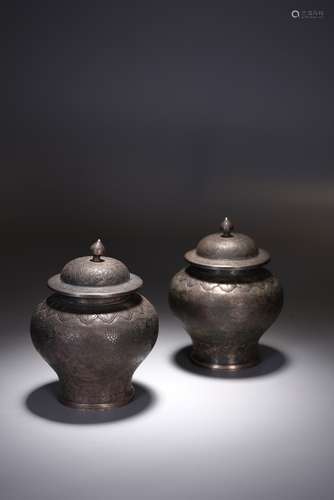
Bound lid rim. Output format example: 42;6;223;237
48;273;143;298
184;248;270;270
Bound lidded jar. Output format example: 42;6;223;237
169;218;283;370
31;239;159;409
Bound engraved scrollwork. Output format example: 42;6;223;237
37;298;150;330
96;313;119;325
176;272;196;288
104;327;118;343
175;271;278;296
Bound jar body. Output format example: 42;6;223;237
169;266;283;370
31;293;158;409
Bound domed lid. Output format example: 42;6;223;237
48;239;142;298
185;218;270;270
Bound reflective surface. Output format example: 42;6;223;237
31;293;158;409
1;312;334;500
169;266;283;369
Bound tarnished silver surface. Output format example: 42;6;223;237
185;217;270;269
169;218;283;370
31;239;158;409
61;256;130;286
185;246;270;270
48;273;143;298
48;238;142;298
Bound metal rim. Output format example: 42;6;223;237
184;247;270;270
190;352;260;371
48;273;143;298
58;386;135;410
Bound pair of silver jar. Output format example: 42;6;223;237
31;218;283;410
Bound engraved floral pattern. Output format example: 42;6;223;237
34;298;150;329
173;270;278;295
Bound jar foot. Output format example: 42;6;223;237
190;340;260;371
58;384;135;411
190;352;259;371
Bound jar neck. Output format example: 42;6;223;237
186;265;270;283
47;292;140;313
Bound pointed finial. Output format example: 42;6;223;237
90;238;106;262
221;217;234;237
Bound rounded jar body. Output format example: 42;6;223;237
31;293;158;409
169;266;283;370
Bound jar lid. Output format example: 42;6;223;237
185;218;270;270
48;239;143;298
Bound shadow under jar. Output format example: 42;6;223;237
31;239;159;410
169;218;283;371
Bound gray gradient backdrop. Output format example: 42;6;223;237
2;2;334;500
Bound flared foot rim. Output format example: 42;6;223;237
58;386;135;411
190;353;259;371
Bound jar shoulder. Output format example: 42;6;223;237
170;267;282;296
31;293;158;328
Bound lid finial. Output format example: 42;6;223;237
221;217;233;237
90;238;106;262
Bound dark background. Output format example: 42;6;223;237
3;1;333;304
1;2;334;500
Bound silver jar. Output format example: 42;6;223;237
31;239;159;409
169;218;283;371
